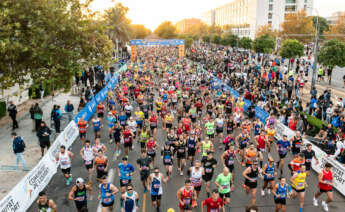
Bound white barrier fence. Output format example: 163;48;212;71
275;121;345;196
0;121;79;212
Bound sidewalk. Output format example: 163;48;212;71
0;92;80;200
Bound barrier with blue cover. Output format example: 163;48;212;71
74;64;127;122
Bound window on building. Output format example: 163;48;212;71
269;4;273;11
285;5;296;12
285;0;296;3
268;20;272;25
304;0;308;3
304;4;307;10
269;0;273;2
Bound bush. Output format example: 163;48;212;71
0;101;6;118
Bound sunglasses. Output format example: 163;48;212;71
127;188;133;191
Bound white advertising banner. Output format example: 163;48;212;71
0;121;79;212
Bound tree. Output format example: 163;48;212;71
239;37;252;49
256;24;278;38
0;0;113;91
154;21;176;39
131;24;151;38
325;15;345;41
184;37;193;49
202;35;210;43
279;39;304;70
281;10;315;43
104;3;132;45
312;16;329;35
221;34;238;47
211;34;221;44
318;39;345;85
253;34;275;54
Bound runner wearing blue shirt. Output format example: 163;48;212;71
272;177;292;212
118;157;135;193
118;111;128;127
276;135;291;176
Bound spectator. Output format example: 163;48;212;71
51;105;62;133
37;121;52;157
12;132;29;171
64;100;74;122
78;97;86;112
29;104;36;132
33;103;43;131
7;101;18;130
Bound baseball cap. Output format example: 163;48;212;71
76;178;84;185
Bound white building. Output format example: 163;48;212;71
201;0;314;39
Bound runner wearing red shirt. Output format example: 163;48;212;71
176;179;197;212
201;189;225;212
182;115;191;133
313;163;333;211
122;126;134;157
133;86;140;98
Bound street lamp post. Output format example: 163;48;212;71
308;7;320;94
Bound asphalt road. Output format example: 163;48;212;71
28;85;345;212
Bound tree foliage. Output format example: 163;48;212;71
103;3;132;44
221;34;238;47
256;24;278;38
202;35;210;43
210;34;222;44
279;39;304;59
253;34;275;53
154;21;176;39
239;37;252;49
312;16;329;35
184;37;194;49
131;24;151;39
325;15;345;41
319;39;345;69
281;10;315;43
0;0;114;90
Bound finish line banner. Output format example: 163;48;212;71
130;39;184;46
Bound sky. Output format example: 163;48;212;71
90;0;345;30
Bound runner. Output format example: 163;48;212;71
92;137;107;154
261;156;276;196
121;184;140;212
118;111;128;128
221;145;240;180
139;125;150;150
236;129;250;166
176;179;197;212
290;164;307;212
161;142;174;181
148;167;166;212
97;102;105;119
289;153;305;175
272;177;292;212
188;160;204;200
242;160;259;206
118;157;135;193
215;167;233;206
94;149;108;182
122;125;134;157
136;150;152;192
112;122;122;157
80;140;94;185
202;151;218;197
147;136;157;164
302;143;318;175
91;116;102;139
313;163;333;211
276;135;291;176
266;124;276;153
176;134;187;176
291;131;303;156
77;117;88;145
187;130;199;166
200;137;214;161
98;175;119;212
244;143;259;167
56;145;74;185
255;130;267;168
205;119;215;141
106;111;116;143
201;189;225;212
68;178;93;212
37;191;57;212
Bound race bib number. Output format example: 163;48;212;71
228;160;234;165
164;158;171;163
205;168;212;173
85;160;92;165
179;148;185;153
103;197;112;203
75;196;85;201
222;183;230;189
122;179;128;184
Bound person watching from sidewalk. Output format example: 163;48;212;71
7;101;18;130
12;132;29;171
51;105;62;134
33;103;43;131
65;100;74;122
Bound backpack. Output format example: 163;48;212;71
15;137;25;153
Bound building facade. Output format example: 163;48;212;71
176;18;201;34
326;11;345;25
201;0;314;39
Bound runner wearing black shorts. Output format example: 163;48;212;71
201;152;217;197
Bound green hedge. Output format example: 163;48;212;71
0;101;6;118
300;112;337;136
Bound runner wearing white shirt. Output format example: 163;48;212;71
56;145;74;185
127;117;138;139
80;140;95;185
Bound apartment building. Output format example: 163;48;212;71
201;0;314;39
176;18;201;34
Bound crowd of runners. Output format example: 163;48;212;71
36;43;337;212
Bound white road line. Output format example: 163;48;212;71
96;168;115;212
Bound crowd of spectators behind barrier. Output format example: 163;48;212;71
187;42;345;165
